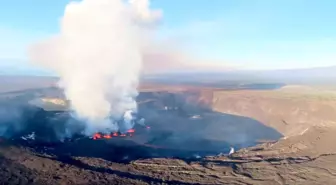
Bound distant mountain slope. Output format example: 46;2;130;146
250;66;336;83
0;59;55;76
0;75;57;93
144;66;336;85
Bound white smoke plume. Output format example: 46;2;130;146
29;0;161;135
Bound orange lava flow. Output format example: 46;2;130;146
93;133;102;140
92;129;136;140
103;135;112;139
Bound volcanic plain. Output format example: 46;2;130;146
1;79;336;185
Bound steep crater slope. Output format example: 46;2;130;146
211;87;336;137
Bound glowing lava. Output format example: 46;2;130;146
92;129;136;140
91;125;150;140
103;135;112;139
93;133;102;140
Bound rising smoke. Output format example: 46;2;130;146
29;0;161;135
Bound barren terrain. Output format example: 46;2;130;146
1;78;336;185
1;126;336;185
212;85;336;137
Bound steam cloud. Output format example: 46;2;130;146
29;0;161;135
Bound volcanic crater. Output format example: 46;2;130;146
2;85;336;184
0;88;282;164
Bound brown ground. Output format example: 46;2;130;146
1;83;336;185
212;85;336;137
1;126;336;185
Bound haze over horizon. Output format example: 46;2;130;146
0;0;336;75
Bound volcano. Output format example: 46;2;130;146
1;77;336;184
1;90;283;164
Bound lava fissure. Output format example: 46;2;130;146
92;129;136;140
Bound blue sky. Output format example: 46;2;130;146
0;0;336;74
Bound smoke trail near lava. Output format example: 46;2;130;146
29;0;161;135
